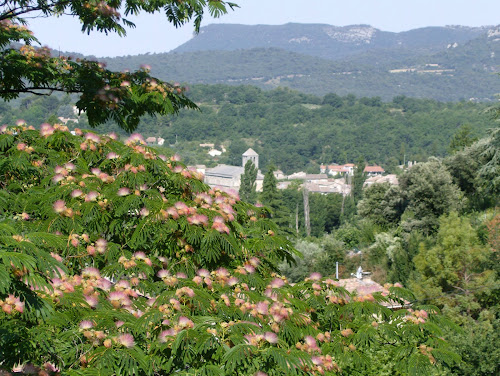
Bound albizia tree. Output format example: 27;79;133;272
0;0;239;132
0;123;460;375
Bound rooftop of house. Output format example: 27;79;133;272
205;164;244;178
364;165;385;173
306;174;329;180
364;174;399;186
205;164;264;179
306;183;343;194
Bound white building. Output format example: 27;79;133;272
204;149;263;191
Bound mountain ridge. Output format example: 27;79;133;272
173;23;495;60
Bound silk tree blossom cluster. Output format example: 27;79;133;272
77;318;136;349
0;295;24;314
404;308;430;324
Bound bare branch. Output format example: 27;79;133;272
0;1;71;22
0;87;82;96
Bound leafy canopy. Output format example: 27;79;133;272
0;0;237;131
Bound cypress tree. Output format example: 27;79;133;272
352;156;366;202
261;165;294;234
239;160;257;203
261;165;279;206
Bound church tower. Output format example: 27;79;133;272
242;148;259;169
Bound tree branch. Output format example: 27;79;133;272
0;86;82;96
0;1;70;22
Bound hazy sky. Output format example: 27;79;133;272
27;0;500;57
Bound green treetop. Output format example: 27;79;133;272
410;212;497;319
261;165;279;206
352;157;366;202
261;165;292;233
239;160;257;203
448;125;478;154
398;158;463;234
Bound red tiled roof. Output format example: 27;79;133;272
364;165;385;173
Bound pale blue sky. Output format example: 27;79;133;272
28;0;500;57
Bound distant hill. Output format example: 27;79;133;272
104;24;500;101
173;23;491;61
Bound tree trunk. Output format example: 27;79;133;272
303;186;310;237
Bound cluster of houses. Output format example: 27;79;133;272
191;150;398;196
319;163;385;177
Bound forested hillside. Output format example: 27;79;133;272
2;85;497;173
101;24;500;100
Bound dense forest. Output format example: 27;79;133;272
2;85;496;173
103;44;500;101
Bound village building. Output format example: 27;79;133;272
144;137;166;147
305;179;351;196
274;169;287;180
287;171;307;180
277;181;293;190
207;148;223;157
57;116;79;124
199;143;215;148
321;164;356;177
188;164;206;176
204;149;264;191
328;165;349;176
282;173;351;196
364;165;385;176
